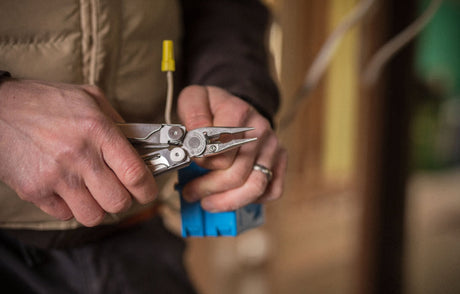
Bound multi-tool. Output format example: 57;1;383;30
118;123;256;176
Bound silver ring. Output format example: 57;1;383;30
253;163;273;182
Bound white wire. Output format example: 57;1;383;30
162;70;180;213
279;0;376;129
362;0;443;86
304;0;376;92
164;71;174;124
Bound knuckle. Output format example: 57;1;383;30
214;199;239;212
80;116;117;148
55;211;74;221
52;122;106;165
179;85;204;100
225;99;252;125
272;187;284;200
185;111;211;128
251;178;268;197
223;203;238;212
80;210;106;227
280;148;288;164
135;184;158;204
42;198;74;220
255;117;272;135
224;171;246;188
82;84;104;98
205;155;233;170
266;186;284;202
63;173;85;190
54;141;94;171
41;163;62;182
18;176;56;201
122;161;149;188
105;195;132;213
81;114;110;136
136;194;155;205
267;135;281;152
55;143;81;163
17;182;42;200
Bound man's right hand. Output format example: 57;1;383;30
0;79;158;227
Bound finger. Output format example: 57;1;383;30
82;156;132;214
200;169;270;212
182;134;260;202
177;85;213;129
208;88;253;127
55;180;106;227
193;149;238;171
256;147;288;203
200;145;286;212
181;114;273;201
34;194;74;221
186;113;274;195
202;87;254;169
100;128;158;205
194;133;279;208
178;85;239;170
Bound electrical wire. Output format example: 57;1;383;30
164;71;174;124
362;0;443;86
278;0;441;130
279;0;376;130
160;40;179;213
302;0;376;94
160;71;180;213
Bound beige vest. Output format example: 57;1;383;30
0;0;182;229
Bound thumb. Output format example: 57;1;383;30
177;85;213;129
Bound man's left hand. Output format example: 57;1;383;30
177;85;287;212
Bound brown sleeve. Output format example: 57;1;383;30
179;0;280;123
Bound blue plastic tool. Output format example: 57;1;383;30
176;163;264;237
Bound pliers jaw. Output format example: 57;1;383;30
203;137;257;157
183;127;256;158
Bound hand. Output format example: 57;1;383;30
177;85;287;212
0;79;158;226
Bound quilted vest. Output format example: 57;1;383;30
0;0;182;229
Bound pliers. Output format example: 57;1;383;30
117;123;256;176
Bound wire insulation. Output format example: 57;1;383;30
279;0;376;129
164;71;174;124
362;0;443;86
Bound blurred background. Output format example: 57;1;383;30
170;0;460;293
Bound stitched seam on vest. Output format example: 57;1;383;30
89;0;99;85
79;0;89;84
0;35;76;46
107;4;123;109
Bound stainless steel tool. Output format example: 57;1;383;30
118;123;256;175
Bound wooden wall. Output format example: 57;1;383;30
182;1;397;293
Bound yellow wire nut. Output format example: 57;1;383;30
161;40;175;72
